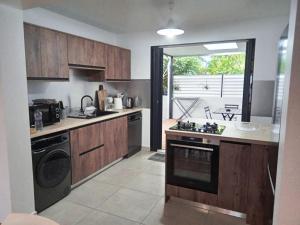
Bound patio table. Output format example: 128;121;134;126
213;108;242;121
172;97;200;120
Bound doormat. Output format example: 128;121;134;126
148;152;165;163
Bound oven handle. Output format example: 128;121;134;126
170;143;214;152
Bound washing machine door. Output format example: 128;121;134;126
36;149;71;188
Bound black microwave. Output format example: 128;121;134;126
29;103;60;127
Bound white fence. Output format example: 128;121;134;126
173;75;244;98
163;75;244;121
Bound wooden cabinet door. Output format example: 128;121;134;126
68;35;106;68
93;41;106;67
24;23;42;78
218;141;251;213
105;45;130;80
247;144;274;225
68;35;94;66
120;48;131;80
104;116;128;164
40;28;68;79
70;123;104;184
105;45;115;79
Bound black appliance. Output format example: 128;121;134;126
29;101;60;127
127;112;142;157
167;137;219;194
170;121;225;135
31;132;71;212
126;97;134;108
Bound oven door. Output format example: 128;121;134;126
167;140;219;194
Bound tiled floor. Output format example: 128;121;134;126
40;148;247;225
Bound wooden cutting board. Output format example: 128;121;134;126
98;89;107;111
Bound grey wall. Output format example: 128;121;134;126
251;80;275;117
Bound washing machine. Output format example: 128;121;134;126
31;132;71;212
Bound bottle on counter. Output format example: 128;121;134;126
34;109;43;131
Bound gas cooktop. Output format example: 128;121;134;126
170;121;226;135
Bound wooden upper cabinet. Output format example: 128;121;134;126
24;23;42;78
105;45;131;80
218;141;251;213
67;35;106;68
40;28;68;79
120;48;131;80
24;23;69;79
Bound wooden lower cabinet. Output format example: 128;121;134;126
70;116;128;184
70;123;104;184
218;141;251;213
104;116;128;163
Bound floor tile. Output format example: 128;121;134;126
143;198;209;225
124;173;165;196
39;200;92;225
65;179;120;208
76;209;140;225
97;188;161;222
93;166;140;186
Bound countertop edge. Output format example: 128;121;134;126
165;130;278;146
30;108;143;139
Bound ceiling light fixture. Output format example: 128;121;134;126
204;42;238;51
157;0;184;37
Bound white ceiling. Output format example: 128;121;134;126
1;0;290;33
164;41;247;57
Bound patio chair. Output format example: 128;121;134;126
204;106;212;119
225;104;239;109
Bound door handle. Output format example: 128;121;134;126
170;143;213;152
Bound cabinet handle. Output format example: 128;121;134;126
267;163;275;196
170;143;213;152
79;144;104;156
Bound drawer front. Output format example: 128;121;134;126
75;123;104;154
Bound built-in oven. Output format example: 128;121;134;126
166;137;219;194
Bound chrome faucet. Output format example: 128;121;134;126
80;95;93;113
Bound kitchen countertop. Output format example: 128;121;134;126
165;118;279;145
30;108;143;139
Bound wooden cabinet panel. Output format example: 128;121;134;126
246;144;274;225
76;123;104;154
40;28;68;79
93;41;106;67
24;23;42;78
68;35;94;66
105;45;115;79
24;23;68;79
120;48;131;80
218;142;251;213
104;116;128;164
68;35;106;67
78;146;105;181
105;45;131;80
166;185;218;206
70;123;104;184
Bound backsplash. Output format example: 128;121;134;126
27;69;150;108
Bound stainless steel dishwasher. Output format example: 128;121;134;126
127;112;142;157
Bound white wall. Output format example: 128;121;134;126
273;0;300;224
118;16;288;81
23;8;118;45
0;4;35;220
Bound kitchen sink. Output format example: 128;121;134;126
68;110;118;119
